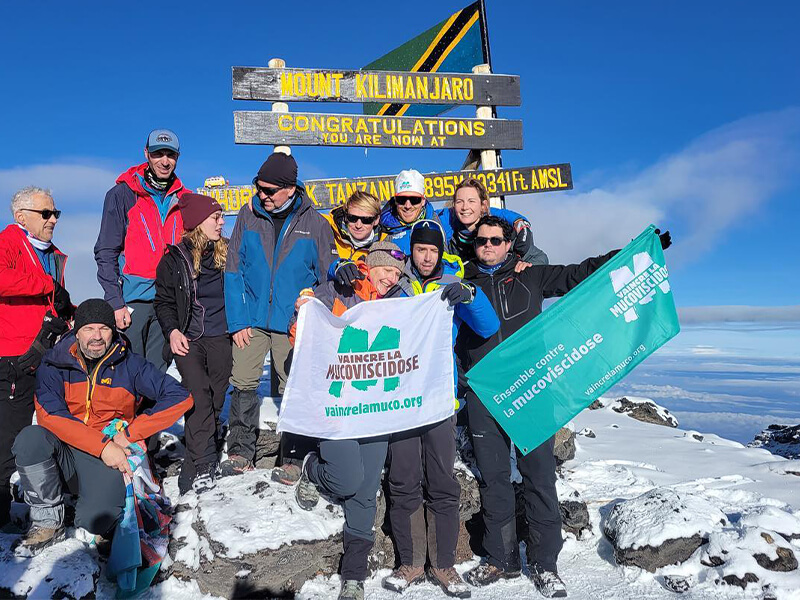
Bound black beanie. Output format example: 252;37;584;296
73;299;116;333
410;219;445;261
256;152;298;187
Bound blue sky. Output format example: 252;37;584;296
0;0;798;310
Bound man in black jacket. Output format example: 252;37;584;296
459;215;671;597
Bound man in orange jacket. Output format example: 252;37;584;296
0;186;72;529
11;299;192;554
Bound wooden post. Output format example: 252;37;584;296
472;63;503;208
268;58;291;156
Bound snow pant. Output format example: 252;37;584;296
0;356;36;527
174;335;232;469
466;389;562;572
126;301;167;372
228;329;292;462
12;425;125;535
307;436;389;581
387;415;461;569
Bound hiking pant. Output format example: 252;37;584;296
126;301;168;372
229;329;292;392
12;425;125;535
387;415;460;569
307;437;389;581
466;390;562;572
0;357;36;526
174;335;232;467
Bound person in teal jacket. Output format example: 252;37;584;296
222;153;336;477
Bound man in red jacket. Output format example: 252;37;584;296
94;129;188;371
0;186;73;529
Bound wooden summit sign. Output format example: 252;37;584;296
234;111;523;149
232;67;521;107
199;164;572;213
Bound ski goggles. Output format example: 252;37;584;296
370;248;406;261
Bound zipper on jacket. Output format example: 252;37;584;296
139;214;156;252
489;272;504;344
80;344;118;423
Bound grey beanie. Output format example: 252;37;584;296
365;240;405;271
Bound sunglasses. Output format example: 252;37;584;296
392;196;424;206
371;248;406;261
22;208;61;220
474;236;506;247
345;213;378;225
252;178;286;197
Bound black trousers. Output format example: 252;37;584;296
466;390;562;572
174;335;232;466
0;357;36;525
387;415;461;569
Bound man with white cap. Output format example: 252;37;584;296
379;169;442;256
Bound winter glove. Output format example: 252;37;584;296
52;280;75;321
334;259;364;287
440;281;476;306
16;311;69;374
511;220;533;257
655;228;672;250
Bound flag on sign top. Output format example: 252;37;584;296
363;1;487;118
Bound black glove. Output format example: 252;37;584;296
16;311;69;374
655;228;672;250
512;221;533;257
52;280;75;321
334;260;364;287
440;281;475;306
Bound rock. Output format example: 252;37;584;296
748;424;800;459
611;397;678;428
560;499;591;538
588;399;604;410
720;572;759;589
603;488;726;572
553;427;576;465
254;427;282;469
662;574;693;593
740;506;800;541
754;546;798;572
578;428;596;438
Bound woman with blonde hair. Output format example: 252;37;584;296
438;178;549;265
155;193;231;494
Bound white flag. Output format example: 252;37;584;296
278;292;455;439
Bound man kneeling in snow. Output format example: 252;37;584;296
11;299;192;554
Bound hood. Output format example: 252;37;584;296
117;163;185;199
44;330;131;371
380;201;436;234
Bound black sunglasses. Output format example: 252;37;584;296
345;213;378;225
474;236;506;247
22;208;61;220
371;248;406;261
252;178;286;197
392;195;424;206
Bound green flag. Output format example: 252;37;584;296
362;1;486;117
466;226;680;455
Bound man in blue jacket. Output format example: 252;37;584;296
221;153;336;477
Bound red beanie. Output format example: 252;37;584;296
178;193;222;230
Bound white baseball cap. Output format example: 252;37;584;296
394;169;425;196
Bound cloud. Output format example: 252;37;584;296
0;160;120;216
509;107;800;265
55;212;104;303
679;305;800;325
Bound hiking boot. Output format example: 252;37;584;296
192;462;218;494
271;462;301;485
428;567;471;598
220;455;253;478
16;524;66;556
528;564;567;598
382;564;426;592
338;579;364;600
463;562;520;587
294;454;319;511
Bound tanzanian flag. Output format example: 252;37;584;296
363;1;487;117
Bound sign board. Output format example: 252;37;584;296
198;164;572;213
234;111;523;149
232;68;520;107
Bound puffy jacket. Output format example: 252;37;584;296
458;251;618;371
0;224;67;356
437;206;549;265
94;163;188;310
35;332;193;457
323;206;388;262
380;202;442;255
225;186;337;334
